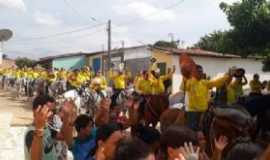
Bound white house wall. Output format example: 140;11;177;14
172;55;270;94
123;47;151;60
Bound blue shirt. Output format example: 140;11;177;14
71;128;97;160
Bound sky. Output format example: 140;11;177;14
0;0;238;59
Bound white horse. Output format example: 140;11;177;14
62;89;82;114
169;91;185;110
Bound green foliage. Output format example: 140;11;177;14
15;57;36;69
195;0;270;71
154;40;178;49
262;57;270;72
194;30;238;54
220;0;270;55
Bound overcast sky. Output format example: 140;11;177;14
0;0;238;59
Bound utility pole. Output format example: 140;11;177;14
107;20;111;71
168;33;174;43
121;40;125;49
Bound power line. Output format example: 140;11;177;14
8;27;106;50
63;0;99;23
13;22;106;42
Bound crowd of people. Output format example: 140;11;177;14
0;57;270;160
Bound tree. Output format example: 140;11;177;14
194;30;238;54
194;0;270;71
154;40;178;49
15;57;36;68
219;0;270;56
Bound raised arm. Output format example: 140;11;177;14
31;105;52;160
61;101;76;147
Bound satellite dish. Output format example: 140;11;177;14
0;29;13;42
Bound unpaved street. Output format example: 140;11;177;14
0;89;33;126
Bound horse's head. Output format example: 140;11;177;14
209;105;255;156
160;108;185;133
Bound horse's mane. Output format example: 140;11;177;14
213;105;253;127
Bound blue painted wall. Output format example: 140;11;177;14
52;55;86;70
93;58;101;73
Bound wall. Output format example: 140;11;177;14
152;50;173;70
122;47;151;77
52;55;86;70
123;46;151;61
125;58;151;77
172;55;270;94
88;54;104;72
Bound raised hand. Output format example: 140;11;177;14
96;147;106;160
214;136;228;152
34;105;52;130
62;100;76;117
179;142;200;160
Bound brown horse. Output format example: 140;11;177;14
203;105;255;157
127;94;169;127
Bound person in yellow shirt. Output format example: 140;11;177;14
183;65;233;131
67;69;83;90
90;70;107;97
249;74;263;96
109;69;130;107
149;66;175;95
135;71;152;95
227;69;247;105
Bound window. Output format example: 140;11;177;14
157;62;166;75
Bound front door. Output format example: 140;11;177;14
93;58;101;73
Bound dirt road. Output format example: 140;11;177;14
0;89;32;126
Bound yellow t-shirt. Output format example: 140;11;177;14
150;74;172;95
185;75;229;112
135;79;152;95
249;80;262;94
109;70;127;90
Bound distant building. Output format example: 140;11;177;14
0;58;16;69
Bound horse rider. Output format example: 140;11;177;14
57;68;68;92
90;70;108;97
182;65;234;132
249;73;263;96
109;66;131;107
66;69;83;91
149;66;175;96
135;70;152;96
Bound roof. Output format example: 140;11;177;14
152;47;264;60
39;45;150;61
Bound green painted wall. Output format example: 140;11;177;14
52;55;86;70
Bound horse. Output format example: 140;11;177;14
79;87;106;117
48;80;66;97
129;93;169;127
202;105;255;157
238;94;270;140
